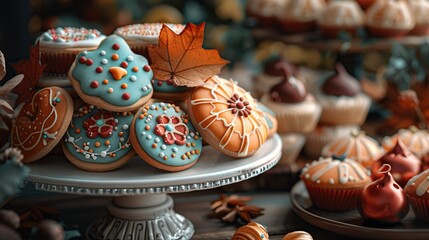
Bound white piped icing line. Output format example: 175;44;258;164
302;157;369;185
190;76;268;157
13;89;60;151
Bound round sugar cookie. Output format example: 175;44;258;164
188;76;270;158
131;102;202;172
68;35;153;112
62;105;135;172
11;87;73;163
151;79;191;101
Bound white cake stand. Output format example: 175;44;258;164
27;134;282;240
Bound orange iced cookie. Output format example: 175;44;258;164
11;87;73;163
188;76;269;158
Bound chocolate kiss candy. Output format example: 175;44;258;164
358;164;409;225
322;63;360;97
269;62;306;103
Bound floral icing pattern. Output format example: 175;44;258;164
64;105;134;163
154;115;188;145
190;76;269;157
83;113;118;139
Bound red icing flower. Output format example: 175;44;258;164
83;113;118;138
154;115;188;145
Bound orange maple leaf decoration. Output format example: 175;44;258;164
148;22;229;87
11;43;46;105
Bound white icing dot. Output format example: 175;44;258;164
114;126;118;130
187;136;191;139
150;105;155;110
147;84;152;89
85;154;90;159
159;152;165;158
163;110;167;114
84;146;89;150
141;131;146;136
100;50;106;56
142;86;148;91
161;145;166;150
147;135;152;140
329;178;334;184
114;119;119;123
120;137;125;142
160;102;165;107
100;151;107;157
130;75;137;82
108;88;113;94
101;59;108;65
316;180;321;184
127;56;134;61
305;173;310;179
155;138;160;143
122;124;129;130
412;182;416;186
82;51;88;55
68;137;74;142
190;132;195;137
89;105;94;109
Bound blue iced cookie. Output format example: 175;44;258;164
69;35;153;112
63;105;135;172
131;102;202;171
151;78;191;101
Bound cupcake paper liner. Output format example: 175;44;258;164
41;51;77;75
277;108;321;134
319;99;370;125
305;183;363;211
408;195;429;222
278;133;306;168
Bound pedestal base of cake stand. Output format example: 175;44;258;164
87;194;193;240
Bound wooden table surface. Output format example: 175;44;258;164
10;184;366;240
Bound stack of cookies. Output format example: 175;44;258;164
10;23;276;172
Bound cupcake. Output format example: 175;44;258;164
405;168;429;222
301;156;372;211
321;130;383;169
276;0;326;33
366;0;415;38
37;27;105;76
260;63;321;134
114;23;185;56
409;0;429;35
317;0;366;38
304;124;360;159
372;140;421;187
317;63;371;125
382;126;429;158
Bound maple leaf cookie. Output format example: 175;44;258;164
68;35;153;112
188;76;270;158
11;87;73;163
62;105;135;172
131;102;202;172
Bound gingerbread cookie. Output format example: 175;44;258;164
63;105;135;172
188;76;270;158
11;87;73;163
131;102;202;172
68;35;153;112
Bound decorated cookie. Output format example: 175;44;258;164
256;102;278;139
11;87;73;163
63;105;135;172
69;35;153;112
131;102;202;172
151;78;191;101
188;76;270;158
38;27;105;75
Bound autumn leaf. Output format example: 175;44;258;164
148;22;229;87
11;43;46;105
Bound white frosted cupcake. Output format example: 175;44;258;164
316;63;371;125
114;23;185;56
260;63;321;134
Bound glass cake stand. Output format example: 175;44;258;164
27;134;282;240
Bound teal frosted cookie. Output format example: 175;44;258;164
69;35;153;112
151;79;191;101
62;105;135;172
131;102;202;172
